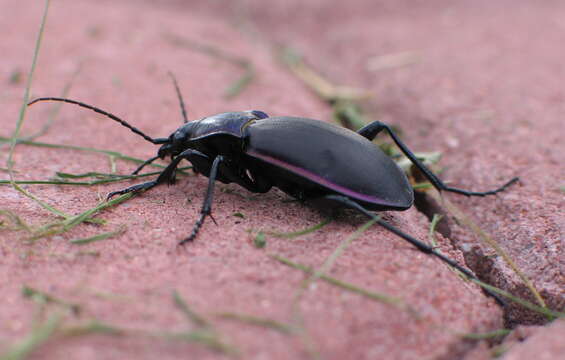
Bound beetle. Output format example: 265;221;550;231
28;80;518;303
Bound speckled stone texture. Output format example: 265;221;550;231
500;320;565;360
1;1;562;359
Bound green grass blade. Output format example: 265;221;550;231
69;225;126;245
469;278;564;320
2;0;77;225
22;286;80;314
216;312;295;334
266;218;331;239
62;193;134;231
172;290;210;329
6;0;50;175
0;313;63;360
31;193;134;240
460;329;511;340
0;136;168;169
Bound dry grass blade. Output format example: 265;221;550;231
279;47;370;102
0;209;33;232
164;33;255;99
367;51;420;72
270;254;418;317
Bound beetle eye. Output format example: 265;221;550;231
158;144;171;159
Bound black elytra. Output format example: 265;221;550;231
28;79;518;305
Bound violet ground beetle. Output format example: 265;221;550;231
28;77;518;304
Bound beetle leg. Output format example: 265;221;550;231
249;176;272;193
191;157;272;193
219;166;272;193
358;121;518;196
178;155;224;245
356;121;387;140
107;149;209;200
316;194;506;306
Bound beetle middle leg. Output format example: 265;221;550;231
317;194;505;305
357;121;519;196
178;155;224;246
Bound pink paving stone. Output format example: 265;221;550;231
0;1;562;359
500;320;565;360
235;0;564;326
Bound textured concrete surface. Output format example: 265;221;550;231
1;1;563;359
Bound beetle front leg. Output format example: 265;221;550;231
178;155;224;245
358;121;518;196
107;149;209;200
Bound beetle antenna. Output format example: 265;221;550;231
167;72;189;123
27;97;168;144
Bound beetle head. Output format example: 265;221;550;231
156;125;192;159
157;110;269;159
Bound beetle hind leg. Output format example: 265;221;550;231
318;194;505;305
357;120;519;196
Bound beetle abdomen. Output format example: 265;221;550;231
245;117;413;210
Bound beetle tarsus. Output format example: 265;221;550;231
441;176;519;197
178;215;206;246
179;156;223;244
106;180;159;200
167;171;177;185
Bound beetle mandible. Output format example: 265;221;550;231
28;78;518;303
